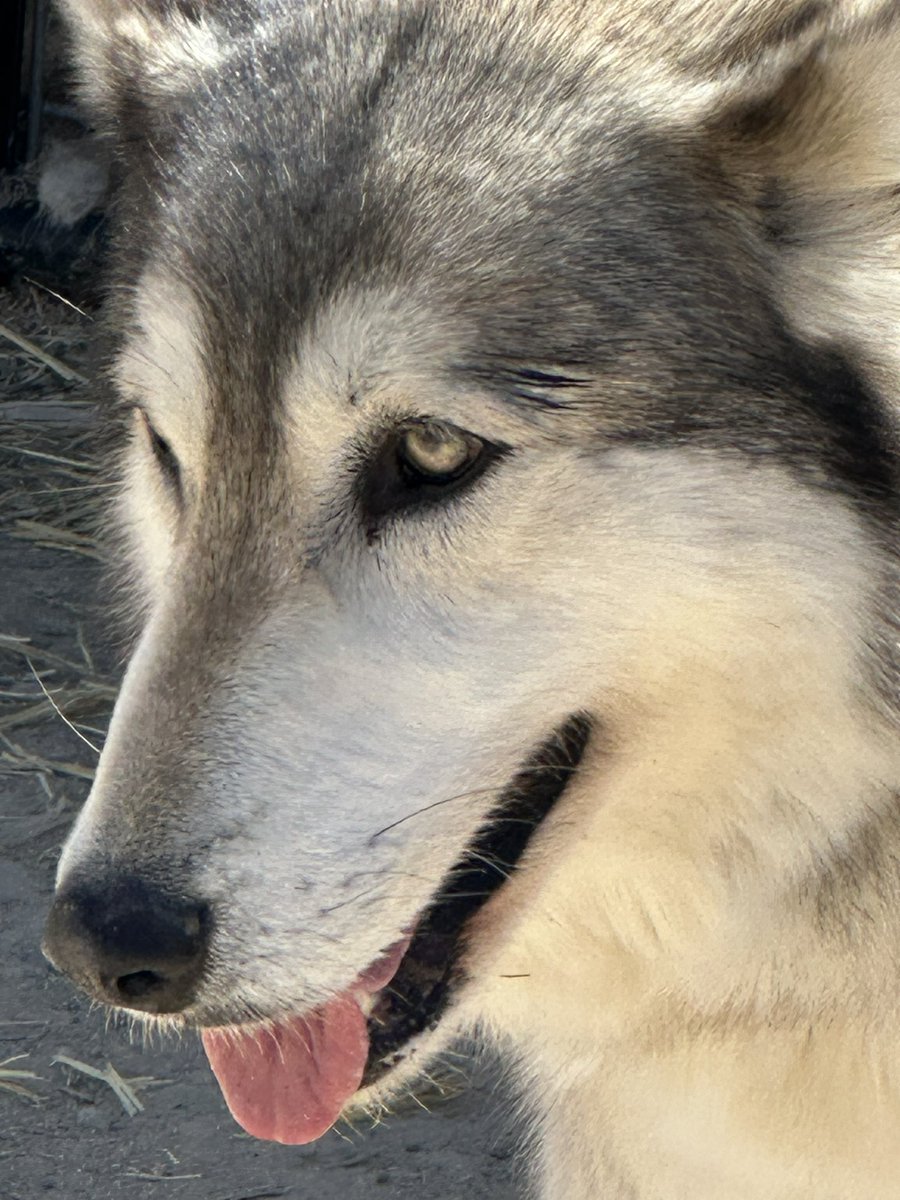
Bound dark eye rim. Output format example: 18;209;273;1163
135;407;182;495
358;417;511;529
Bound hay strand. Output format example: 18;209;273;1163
52;1054;145;1117
0;322;89;385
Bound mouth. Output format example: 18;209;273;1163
201;713;591;1144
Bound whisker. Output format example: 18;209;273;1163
368;785;504;842
368;759;587;842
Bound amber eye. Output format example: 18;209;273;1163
359;417;508;529
398;420;481;482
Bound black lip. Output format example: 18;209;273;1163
361;712;592;1087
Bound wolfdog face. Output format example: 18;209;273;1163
45;0;899;1149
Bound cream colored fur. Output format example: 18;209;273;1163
52;3;900;1197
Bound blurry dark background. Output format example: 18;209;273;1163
3;0;46;171
0;0;106;292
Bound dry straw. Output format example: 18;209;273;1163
1;284;111;781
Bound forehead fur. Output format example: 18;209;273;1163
93;2;883;369
61;0;899;104
120;27;758;389
87;1;897;521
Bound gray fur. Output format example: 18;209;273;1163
46;3;900;1196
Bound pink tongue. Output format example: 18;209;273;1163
200;939;410;1145
202;997;367;1144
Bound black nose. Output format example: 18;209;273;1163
43;877;210;1014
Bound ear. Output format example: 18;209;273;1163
57;0;229;116
636;0;900;117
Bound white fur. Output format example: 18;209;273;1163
59;281;900;1197
58;0;229;107
53;3;900;1196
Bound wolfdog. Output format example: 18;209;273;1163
43;1;900;1196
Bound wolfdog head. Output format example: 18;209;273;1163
44;0;899;1147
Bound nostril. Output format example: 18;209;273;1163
44;877;212;1014
115;970;168;1001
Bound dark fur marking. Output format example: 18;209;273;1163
461;365;592;412
757;177;794;246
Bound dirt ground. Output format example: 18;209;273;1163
0;285;521;1199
